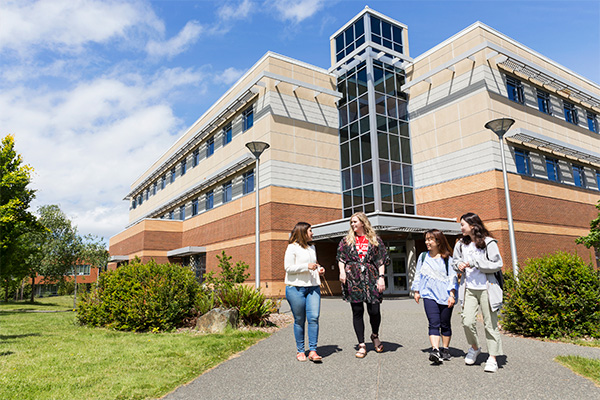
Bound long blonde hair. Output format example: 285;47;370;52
344;212;379;246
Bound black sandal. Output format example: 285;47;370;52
371;333;383;353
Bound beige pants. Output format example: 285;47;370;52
462;288;503;356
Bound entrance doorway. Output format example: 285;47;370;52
384;242;409;295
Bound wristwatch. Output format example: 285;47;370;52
378;274;385;278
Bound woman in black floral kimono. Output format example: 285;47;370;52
337;212;390;358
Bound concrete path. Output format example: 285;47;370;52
163;298;600;400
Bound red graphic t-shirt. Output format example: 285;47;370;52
355;235;369;261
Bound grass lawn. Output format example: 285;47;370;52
0;296;269;400
556;355;600;386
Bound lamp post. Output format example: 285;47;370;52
245;141;270;289
484;118;519;281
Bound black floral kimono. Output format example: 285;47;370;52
337;237;390;304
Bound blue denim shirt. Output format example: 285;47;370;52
411;252;458;305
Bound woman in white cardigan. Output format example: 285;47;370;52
284;222;325;362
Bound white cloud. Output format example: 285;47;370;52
0;0;161;55
266;0;326;24
217;0;254;21
214;67;247;86
145;20;204;59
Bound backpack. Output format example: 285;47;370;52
419;252;449;275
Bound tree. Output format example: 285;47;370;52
36;205;107;307
576;199;600;253
0;135;41;300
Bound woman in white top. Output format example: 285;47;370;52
284;222;325;362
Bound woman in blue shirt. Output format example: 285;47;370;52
411;229;458;364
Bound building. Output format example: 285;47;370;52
108;7;600;297
33;264;99;296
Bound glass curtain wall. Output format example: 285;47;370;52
335;13;414;218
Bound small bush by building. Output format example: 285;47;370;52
501;252;600;339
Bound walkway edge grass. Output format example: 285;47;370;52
555;355;600;387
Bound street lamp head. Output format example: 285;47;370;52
245;141;270;158
485;118;515;139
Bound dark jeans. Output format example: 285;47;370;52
351;302;381;344
423;298;453;337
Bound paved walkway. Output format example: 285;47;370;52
164;297;600;400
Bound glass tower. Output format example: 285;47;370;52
331;9;414;218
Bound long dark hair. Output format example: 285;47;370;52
289;222;312;249
425;229;452;260
460;212;492;249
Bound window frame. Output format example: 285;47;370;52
180;159;187;176
205;190;214;210
573;164;586;188
222;181;233;203
206;136;214;158
545;157;560;182
243;170;255;194
223;122;232;145
536;89;551;115
563;101;578;125
179;205;185;220
506;76;524;104
170;167;176;183
587;112;599;133
193;149;200;167
192;198;199;216
514;148;531;175
242;107;254;132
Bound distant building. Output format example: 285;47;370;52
108;7;600;297
33;264;99;296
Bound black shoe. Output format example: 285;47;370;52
440;347;451;361
429;348;442;364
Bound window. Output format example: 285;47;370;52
179;205;185;220
181;159;187;176
161;175;166;189
369;15;403;53
335;17;366;62
206;136;214;157
76;265;91;276
169;210;174;220
223;123;232;145
138;194;143;205
193;149;200;167
573;164;585;187
205;190;214;210
537;89;551;114
588;112;599;133
243;107;254;131
222;181;232;203
564;101;578;125
192;198;199;216
144;190;149;201
132;199;137;209
152;182;157;195
596;171;600;190
170;167;176;183
546;157;560;182
243;170;254;194
506;76;524;104
514;149;531;175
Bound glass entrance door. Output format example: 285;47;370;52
384;242;408;295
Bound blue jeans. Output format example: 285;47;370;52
286;285;321;352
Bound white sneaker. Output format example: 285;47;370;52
464;347;481;365
484;358;498;373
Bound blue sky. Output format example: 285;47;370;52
1;0;598;244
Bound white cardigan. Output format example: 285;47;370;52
284;243;321;287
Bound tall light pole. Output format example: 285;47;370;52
245;141;270;289
485;118;519;281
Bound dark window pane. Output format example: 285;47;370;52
342;169;351;191
357;68;368;95
339;104;348;126
352;164;362;187
375;93;386;115
343;191;352;210
355;35;365;48
374;67;384;93
392;26;402;43
360;134;371;162
358;94;369;118
370;15;380;35
350;121;359;138
337;80;347;106
353;187;362;206
401;137;411;163
363;183;374;202
386;96;397;118
394;43;403;53
392;184;404;202
403;164;413;187
364;203;375;213
350;137;360;165
393;203;405;214
381;21;392;39
381;183;392;202
336;51;344;62
380;160;391;183
383;39;392;49
378;132;389;159
405;205;415;215
340;126;349;142
336;34;344;54
359;115;370;134
344;208;352;218
362;161;373;184
397;99;408;120
382;202;393;212
347;77;357;101
372;35;381;45
377;115;387;131
404;187;414;204
388;118;398;134
344;26;353;46
391;161;402;184
348;100;358;123
355;17;365;37
389;135;401;162
399;121;409;137
341;142;350;168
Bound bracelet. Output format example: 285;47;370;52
378;274;385;278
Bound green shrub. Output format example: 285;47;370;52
217;284;278;326
501;252;600;338
77;260;200;332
